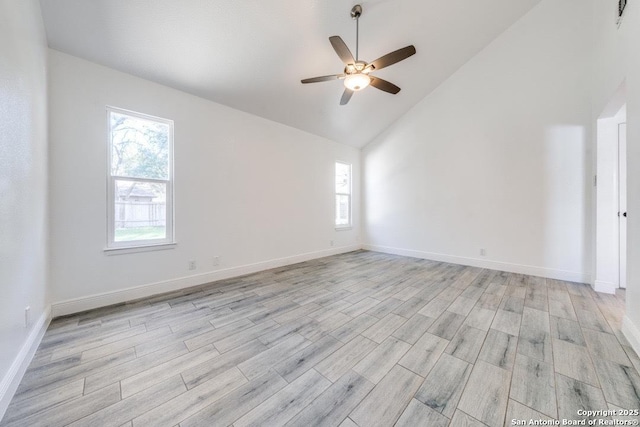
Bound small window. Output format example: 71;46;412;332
335;162;352;228
107;107;174;249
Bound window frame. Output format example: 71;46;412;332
105;106;175;251
335;161;352;229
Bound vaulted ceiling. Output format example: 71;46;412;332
40;0;541;147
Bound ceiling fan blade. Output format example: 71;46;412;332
330;36;355;65
370;45;416;71
301;74;344;84
340;89;354;105
370;76;401;94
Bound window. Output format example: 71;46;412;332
107;107;174;249
335;162;352;228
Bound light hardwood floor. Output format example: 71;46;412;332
2;251;639;427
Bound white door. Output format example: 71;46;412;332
619;122;627;289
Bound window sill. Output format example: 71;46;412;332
104;242;177;256
335;226;353;231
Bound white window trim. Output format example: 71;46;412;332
105;106;175;251
104;242;177;255
335;161;352;229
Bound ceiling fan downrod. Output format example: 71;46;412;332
351;5;362;61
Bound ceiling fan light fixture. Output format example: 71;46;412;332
300;4;416;104
344;73;371;91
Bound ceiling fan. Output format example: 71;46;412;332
301;4;416;105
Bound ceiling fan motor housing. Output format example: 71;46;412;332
345;62;371;74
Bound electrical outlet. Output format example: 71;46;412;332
188;260;197;271
24;306;30;328
212;256;220;267
330;240;334;247
480;248;486;256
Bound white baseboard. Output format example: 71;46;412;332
593;280;617;295
51;244;361;317
622;316;640;356
0;308;51;420
364;244;591;283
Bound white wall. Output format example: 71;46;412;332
48;50;360;314
590;1;640;351
362;0;592;282
595;105;626;293
0;0;49;416
625;4;640;352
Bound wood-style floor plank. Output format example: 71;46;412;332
414;353;472;418
285;371;374;427
392;313;436;345
69;376;186;427
457;360;511;427
349;365;423;427
398;332;448;377
551;316;586;346
180;339;266;389
552;338;599;386
360;313;407;344
462;306;495;331
83;341;189;394
132;367;247;427
274;335;343;382
120;344;219;398
3;383;121;427
509;354;557;418
449;410;487;427
180;370;288;427
0;378;84;425
237;333;311;380
428;311;465;340
506;399;554;425
555;373;608;421
593;359;640;409
517;307;552;363
353;336;411;384
3;251;638;427
445;324;486;364
491;309;521;337
583;329;631;366
330;313;379;344
233;369;331;427
395;399;449;427
314;335;378;382
478;329;517;371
